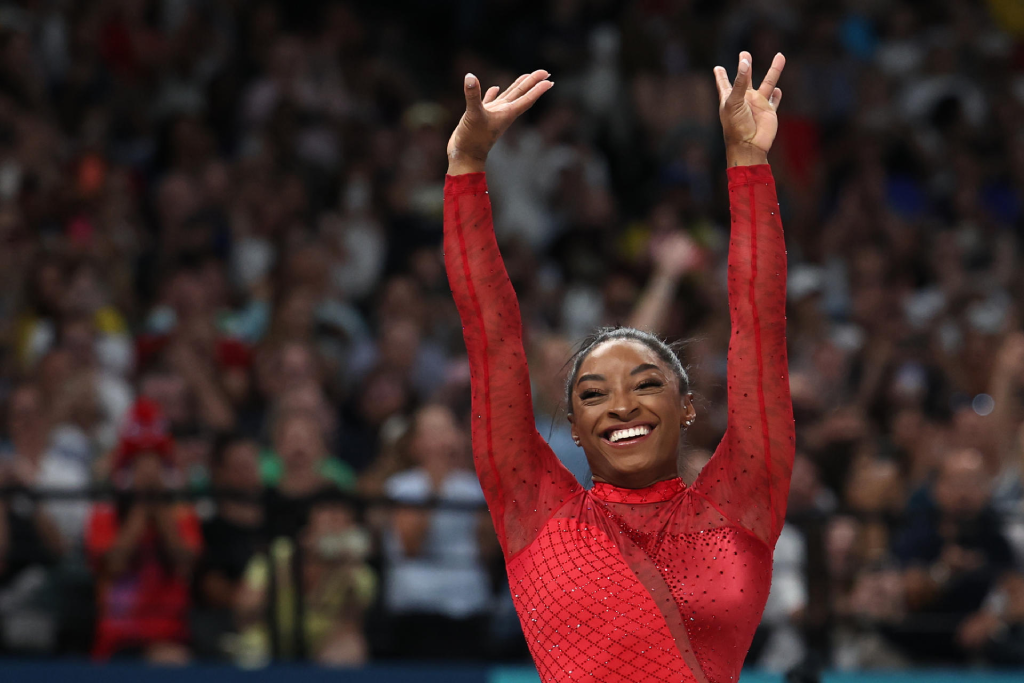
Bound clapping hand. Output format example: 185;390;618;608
713;52;786;167
447;70;554;175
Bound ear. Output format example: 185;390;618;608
680;392;696;427
567;413;578;441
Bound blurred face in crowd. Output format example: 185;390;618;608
64;264;103;315
276;289;316;341
570;340;693;488
378;276;423;323
279;342;318;389
275;411;325;477
409;404;463;473
787;453;821;513
141;371;191;426
60;317;97;369
8;385;47;448
130;451;167;492
216;439;263;493
33;261;65;314
358;370;409;426
278;383;336;442
378;317;421;372
165;269;209;321
845;458;902;514
934;448;990;518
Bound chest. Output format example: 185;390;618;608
505;504;774;683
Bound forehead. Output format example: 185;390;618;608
578;339;665;375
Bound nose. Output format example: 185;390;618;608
607;388;640;421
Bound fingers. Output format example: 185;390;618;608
713;66;731;104
495;73;531;103
769;87;783;110
757;52;786;100
483;86;500;104
499;69;550;104
463;73;484;116
725;51;751;110
508;78;554;117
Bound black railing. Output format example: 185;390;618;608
1;485;1022;666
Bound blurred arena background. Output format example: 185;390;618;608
1;0;1024;680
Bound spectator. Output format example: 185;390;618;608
0;387;68;653
890;448;1017;663
86;400;202;662
263;408;351;541
234;494;374;666
378;404;496;660
0;0;1021;669
191;435;265;660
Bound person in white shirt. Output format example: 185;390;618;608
381;404;496;660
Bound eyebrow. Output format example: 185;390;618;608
576;363;662;387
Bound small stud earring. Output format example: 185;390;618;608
573;437;580;446
684;419;694;428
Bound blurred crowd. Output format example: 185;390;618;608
2;0;1024;671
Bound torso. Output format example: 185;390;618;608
507;480;773;683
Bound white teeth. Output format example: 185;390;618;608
608;426;651;442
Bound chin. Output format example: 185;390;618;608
594;448;672;483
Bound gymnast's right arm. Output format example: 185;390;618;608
444;71;580;559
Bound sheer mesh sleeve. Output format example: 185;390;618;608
444;173;581;558
694;164;794;547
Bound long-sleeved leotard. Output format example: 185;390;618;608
444;165;794;683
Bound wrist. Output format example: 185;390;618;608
447;150;487;176
726;144;769;168
651;269;682;288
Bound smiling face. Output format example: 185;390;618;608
569;339;694;488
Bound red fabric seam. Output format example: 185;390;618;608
505;489;585;565
690;488;770;550
452;194;507;547
747;182;777;540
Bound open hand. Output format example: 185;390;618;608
447;70;554;175
713;52;785;167
652;232;702;279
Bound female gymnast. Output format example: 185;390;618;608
443;51;794;683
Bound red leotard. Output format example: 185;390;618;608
443;165;794;683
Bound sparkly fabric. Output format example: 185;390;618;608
443;165;794;683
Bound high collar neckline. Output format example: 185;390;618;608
589;477;685;504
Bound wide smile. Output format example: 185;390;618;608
601;423;656;448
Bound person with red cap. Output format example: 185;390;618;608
85;398;203;662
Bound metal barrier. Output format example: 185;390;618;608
2;486;1023;669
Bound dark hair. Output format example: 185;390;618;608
565;326;690;415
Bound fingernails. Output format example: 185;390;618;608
739;59;750;74
465;73;476;88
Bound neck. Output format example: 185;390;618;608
280;468;322;496
591;469;679;489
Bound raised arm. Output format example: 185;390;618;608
694;53;795;547
445;72;580;558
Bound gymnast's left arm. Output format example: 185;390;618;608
694;52;795;548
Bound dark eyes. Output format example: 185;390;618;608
578;379;663;401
